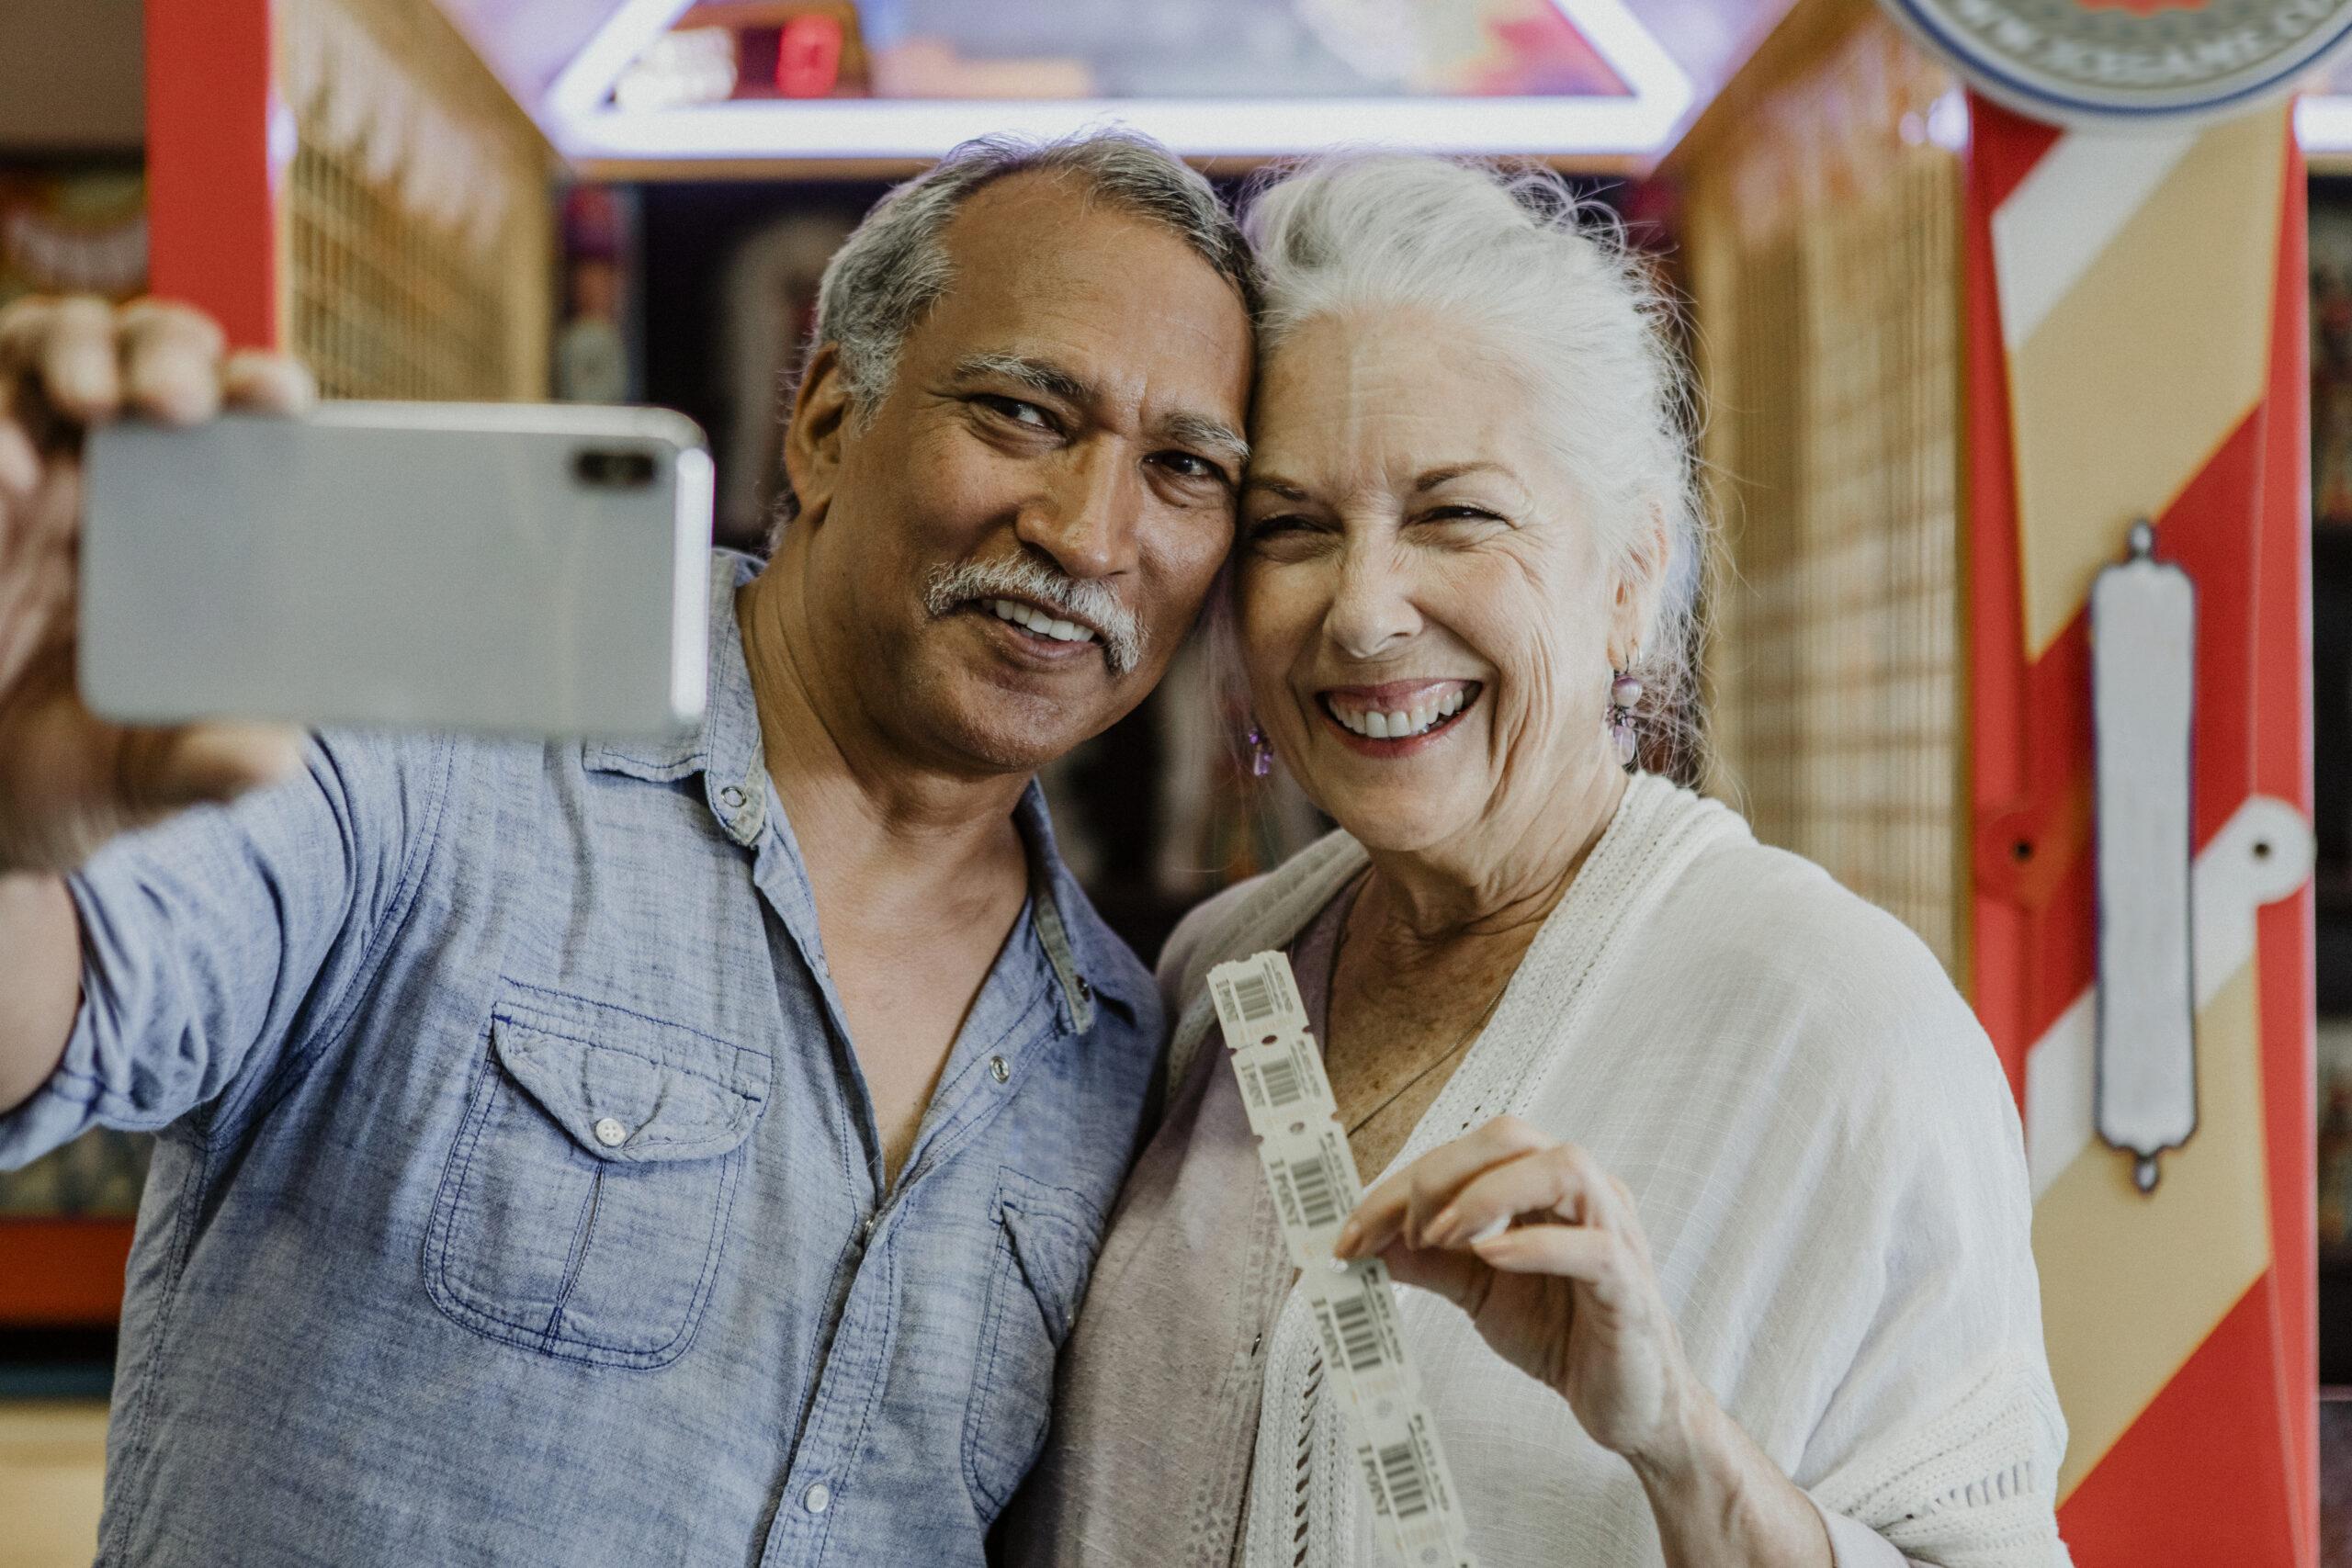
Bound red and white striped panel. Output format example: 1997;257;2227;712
1963;94;2318;1566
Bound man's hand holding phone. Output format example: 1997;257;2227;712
0;295;314;874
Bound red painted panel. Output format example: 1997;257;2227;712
1969;95;2064;215
2058;1277;2301;1567
2254;122;2318;1562
0;1218;132;1325
1984;395;2267;1055
1966;102;2313;1563
142;0;277;349
1962;92;2036;1093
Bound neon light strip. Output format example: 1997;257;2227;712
541;0;1692;162
551;94;1685;160
546;0;697;125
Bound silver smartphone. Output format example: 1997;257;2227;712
80;401;712;739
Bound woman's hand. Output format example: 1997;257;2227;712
1332;1114;1700;1464
1334;1115;1837;1567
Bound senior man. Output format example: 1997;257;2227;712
0;132;1253;1566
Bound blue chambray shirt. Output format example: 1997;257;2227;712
0;550;1163;1567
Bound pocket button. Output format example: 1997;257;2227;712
594;1117;628;1147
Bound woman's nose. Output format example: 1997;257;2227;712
1013;441;1142;581
1325;544;1421;659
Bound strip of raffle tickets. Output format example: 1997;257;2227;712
1208;951;1480;1568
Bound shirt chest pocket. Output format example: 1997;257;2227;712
424;984;771;1370
962;1168;1106;1520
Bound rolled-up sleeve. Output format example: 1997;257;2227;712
0;728;446;1167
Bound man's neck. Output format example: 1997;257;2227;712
734;561;1031;902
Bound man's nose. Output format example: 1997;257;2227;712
1013;439;1142;581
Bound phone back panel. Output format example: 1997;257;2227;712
81;402;711;739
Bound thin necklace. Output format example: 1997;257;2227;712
1340;979;1508;1136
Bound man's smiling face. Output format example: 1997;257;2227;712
786;172;1254;776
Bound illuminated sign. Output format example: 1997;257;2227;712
1884;0;2352;125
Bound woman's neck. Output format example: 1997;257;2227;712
1354;759;1631;953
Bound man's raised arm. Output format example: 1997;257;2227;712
0;873;77;1115
0;295;311;1133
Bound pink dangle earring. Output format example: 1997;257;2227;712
1244;723;1273;778
1608;671;1643;769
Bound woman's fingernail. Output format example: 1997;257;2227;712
1333;1220;1360;1257
1429;1205;1460;1244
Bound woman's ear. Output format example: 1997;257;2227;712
783;343;852;530
1610;505;1674;665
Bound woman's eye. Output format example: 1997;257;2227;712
1248;513;1313;539
1419;504;1499;525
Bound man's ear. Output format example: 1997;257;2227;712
783;343;854;530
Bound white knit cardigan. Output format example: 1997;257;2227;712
1155;774;2072;1568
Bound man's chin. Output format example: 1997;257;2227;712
902;672;1111;774
899;627;1130;773
932;710;1102;775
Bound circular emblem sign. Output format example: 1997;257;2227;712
1883;0;2352;125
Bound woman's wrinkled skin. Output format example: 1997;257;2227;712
1233;305;1837;1567
1237;305;1656;885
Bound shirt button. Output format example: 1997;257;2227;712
593;1117;628;1147
718;784;746;809
989;1055;1011;1084
803;1482;831;1514
1075;975;1092;1003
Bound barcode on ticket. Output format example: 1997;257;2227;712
1310;1269;1403;1378
1232;967;1279;1023
1207;952;1479;1568
1210;953;1306;1041
1377;1438;1433;1518
1232;1034;1333;1141
1257;1051;1305;1108
1278;1149;1343;1229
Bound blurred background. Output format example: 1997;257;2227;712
0;0;2342;1562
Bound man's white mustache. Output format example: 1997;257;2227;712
924;558;1146;677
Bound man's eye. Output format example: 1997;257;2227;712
1151;451;1222;482
978;395;1052;429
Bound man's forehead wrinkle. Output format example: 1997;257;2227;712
917;181;1251;462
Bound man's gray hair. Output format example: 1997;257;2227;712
773;130;1256;535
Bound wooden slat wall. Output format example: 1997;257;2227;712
1681;10;1971;979
277;0;552;400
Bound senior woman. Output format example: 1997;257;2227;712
999;155;2066;1568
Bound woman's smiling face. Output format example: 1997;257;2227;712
1238;307;1635;856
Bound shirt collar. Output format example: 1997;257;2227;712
585;549;1137;1029
583;548;769;844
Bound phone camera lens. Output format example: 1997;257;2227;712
574;449;656;489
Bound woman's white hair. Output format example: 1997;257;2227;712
1241;153;1707;763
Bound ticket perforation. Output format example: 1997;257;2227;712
1209;951;1479;1568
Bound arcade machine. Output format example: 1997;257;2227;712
21;1;2331;1562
